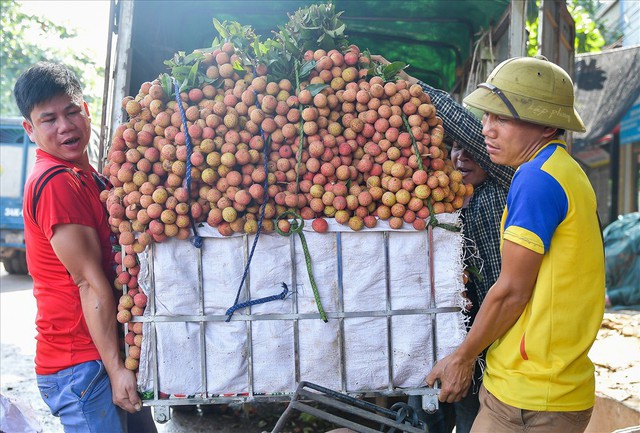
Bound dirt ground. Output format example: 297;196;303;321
1;274;638;433
590;310;640;415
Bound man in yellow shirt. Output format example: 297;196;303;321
426;56;605;433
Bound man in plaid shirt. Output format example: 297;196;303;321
373;55;515;433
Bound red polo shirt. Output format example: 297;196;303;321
23;149;114;375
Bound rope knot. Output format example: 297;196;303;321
191;235;203;249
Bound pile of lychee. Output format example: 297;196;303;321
104;43;472;371
113;248;146;371
102;43;470;248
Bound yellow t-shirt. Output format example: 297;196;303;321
484;141;605;411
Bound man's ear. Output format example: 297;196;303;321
22;119;35;142
542;126;558;138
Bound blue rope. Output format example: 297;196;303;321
172;78;203;248
225;283;289;318
225;92;288;321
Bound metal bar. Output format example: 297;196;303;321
286;385;427;433
197;245;207;397
425;224;440;414
97;0;116;172
149;244;160;402
427;226;437;365
128;307;459;323
336;232;346;393
299;383;397;415
136;384;439;406
270;401;297;433
384;231;393;391
296;400;426;433
280;401;383;433
245;234;254;399
291;231;300;384
121;248;130;339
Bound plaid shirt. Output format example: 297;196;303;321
419;82;515;318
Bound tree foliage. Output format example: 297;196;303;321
526;0;605;56
0;1;103;119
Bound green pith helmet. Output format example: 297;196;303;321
463;104;484;121
463;56;586;132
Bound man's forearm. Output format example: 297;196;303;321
79;277;125;374
453;282;530;362
454;241;541;362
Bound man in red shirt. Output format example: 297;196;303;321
15;62;154;432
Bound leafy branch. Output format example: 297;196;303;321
158;3;354;95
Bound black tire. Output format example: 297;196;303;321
2;257;16;274
3;251;28;275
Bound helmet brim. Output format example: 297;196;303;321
464;86;586;133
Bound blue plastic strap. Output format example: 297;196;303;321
225;283;289;318
172;78;203;248
224;123;288;321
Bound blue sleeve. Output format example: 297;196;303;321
504;168;568;252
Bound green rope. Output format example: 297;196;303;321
402;113;424;172
294;60;305;195
425;200;461;232
275;211;328;322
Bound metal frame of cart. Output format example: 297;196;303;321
125;225;459;424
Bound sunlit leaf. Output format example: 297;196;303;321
306;83;329;96
213;18;228;39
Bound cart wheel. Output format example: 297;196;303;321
3;251;28;275
153;405;171;423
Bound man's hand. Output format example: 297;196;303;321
109;366;142;413
425;353;474;403
370;55;418;85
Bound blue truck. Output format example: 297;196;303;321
0;118;35;274
0;117;99;274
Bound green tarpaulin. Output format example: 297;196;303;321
124;0;512;93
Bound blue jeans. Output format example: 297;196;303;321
37;360;126;433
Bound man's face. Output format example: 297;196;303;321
451;141;487;188
22;93;91;166
481;112;551;167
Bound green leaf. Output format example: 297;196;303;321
187;62;200;85
325;23;346;38
299;60;316;78
232;59;245;71
252;39;267;57
179;78;189;93
284;39;299;56
213;18;228;39
183;51;203;64
171;66;194;76
306;83;328;96
160;74;174;99
213;77;225;89
382;62;408;79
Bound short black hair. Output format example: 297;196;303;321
13;62;83;121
